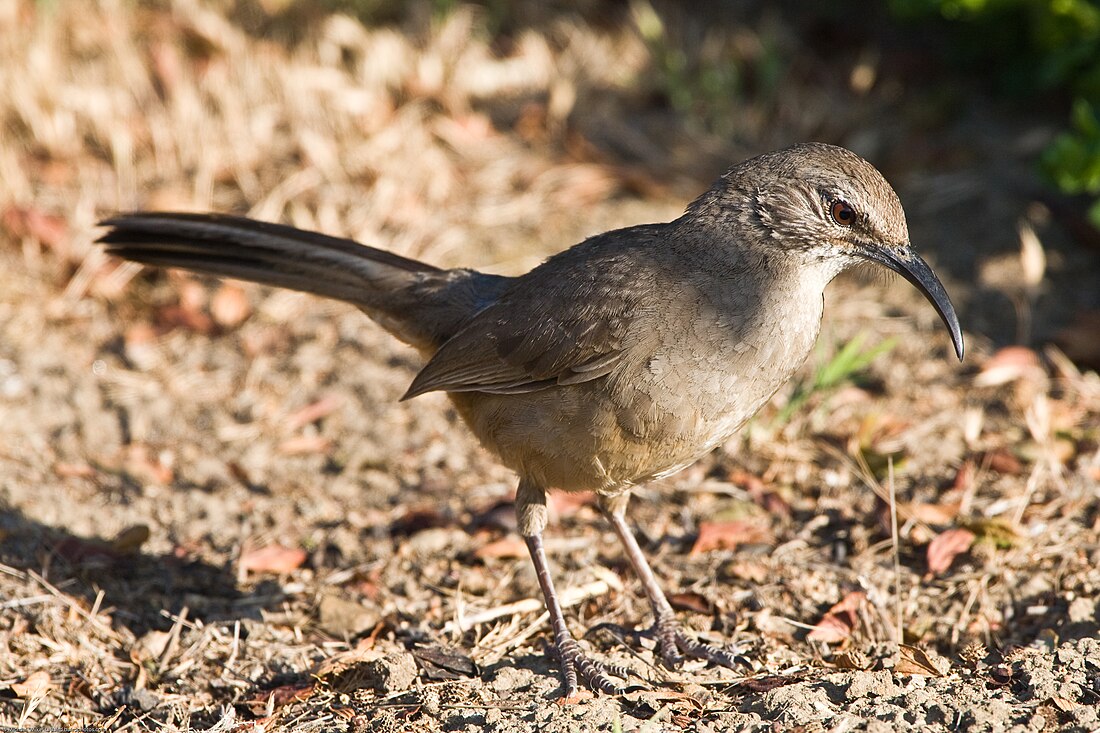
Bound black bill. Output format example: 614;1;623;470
858;245;964;361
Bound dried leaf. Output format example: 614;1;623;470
807;591;865;643
667;592;715;615
690;519;772;555
728;468;790;517
895;644;949;676
313;640;383;680
411;644;478;681
157;279;214;334
110;524;151;554
985;449;1023;475
124;443;175;485
239;544;307;575
134;629;173;661
10;671;53;698
833;650;873;670
244;682;316;715
2;206;70;256
974;346;1043;387
952;460;976;493
926;528;976;575
474;536;527;560
737;675;803;692
902;501;961;526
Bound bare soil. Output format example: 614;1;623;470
1;2;1098;731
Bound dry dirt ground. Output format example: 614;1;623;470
1;2;1099;731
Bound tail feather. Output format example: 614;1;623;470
97;212;507;351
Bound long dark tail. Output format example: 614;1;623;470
97;212;509;351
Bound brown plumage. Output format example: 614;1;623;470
98;143;963;698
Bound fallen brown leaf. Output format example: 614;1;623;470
690;519;772;555
124;443;175;485
239;544;307;575
895;644;949;676
833;649;874;670
807;591;865;643
974;346;1043;387
926;527;976;575
902;501;962;526
2;205;69;257
474;536;527;560
10;671;53;698
951;460;975;493
244;682;316;715
313;639;383;680
667;592;715;615
110;524;151;554
728;468;790;517
984;449;1023;475
157;279;215;334
52;537;111;564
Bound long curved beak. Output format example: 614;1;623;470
858;245;964;361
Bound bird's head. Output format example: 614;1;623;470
695;142;964;361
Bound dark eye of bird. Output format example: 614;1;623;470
830;200;856;226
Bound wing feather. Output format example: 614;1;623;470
401;224;669;399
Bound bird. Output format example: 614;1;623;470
97;142;964;698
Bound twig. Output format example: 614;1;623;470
888;456;902;644
443;579;613;634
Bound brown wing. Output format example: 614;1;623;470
401;224;668;399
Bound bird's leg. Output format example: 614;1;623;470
516;480;628;698
598;493;742;670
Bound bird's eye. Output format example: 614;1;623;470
830;200;856;227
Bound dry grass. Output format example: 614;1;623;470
1;1;1099;731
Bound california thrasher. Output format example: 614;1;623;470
98;143;964;697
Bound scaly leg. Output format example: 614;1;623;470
599;493;742;670
517;481;628;697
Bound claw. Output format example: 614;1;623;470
587;616;746;671
653;615;743;669
555;637;629;698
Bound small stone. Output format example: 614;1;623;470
367;652;418;694
318;592;377;637
491;665;534;693
1067;596;1096;624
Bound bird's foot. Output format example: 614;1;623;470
588;616;747;671
553;636;631;699
650;615;744;669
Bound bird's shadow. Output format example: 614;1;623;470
0;505;276;638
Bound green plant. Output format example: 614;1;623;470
888;0;1100;222
776;332;898;425
1043;99;1100;226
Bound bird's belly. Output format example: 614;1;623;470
446;367;782;494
